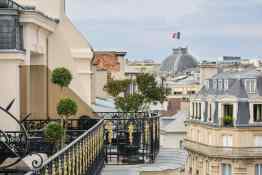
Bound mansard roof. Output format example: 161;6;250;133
198;69;262;98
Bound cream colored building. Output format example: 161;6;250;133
0;0;96;130
125;59;160;75
184;69;262;175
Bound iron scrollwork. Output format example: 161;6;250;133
0;99;44;170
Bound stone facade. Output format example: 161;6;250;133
0;0;96;130
185;69;262;175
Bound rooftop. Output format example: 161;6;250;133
160;47;198;74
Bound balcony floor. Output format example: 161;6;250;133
102;148;187;175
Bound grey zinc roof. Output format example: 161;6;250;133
160;47;198;74
212;69;261;79
225;80;248;98
198;69;262;98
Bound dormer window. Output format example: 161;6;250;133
245;79;256;93
218;80;223;90
224;79;229;90
213;80;217;89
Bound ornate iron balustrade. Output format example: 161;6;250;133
99;112;160;164
23;118;98;131
0;0;25;10
25;119;104;175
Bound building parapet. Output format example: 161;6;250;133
184;139;262;159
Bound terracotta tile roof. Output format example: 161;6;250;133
93;52;121;72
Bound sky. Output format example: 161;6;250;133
66;0;262;62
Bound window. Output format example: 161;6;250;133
256;164;262;175
223;104;234;126
206;160;210;175
213;79;217;89
192;102;202;120
255;136;262;147
254;104;262;122
179;140;183;149
224;104;233;117
218;79;223;90
205;80;209;89
222;164;232;175
245;79;257;93
223;135;232;147
192;102;195;118
208;103;212;122
174;91;182;95
224;79;229;90
188;91;195;95
199;102;202;119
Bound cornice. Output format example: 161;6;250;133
19;11;57;32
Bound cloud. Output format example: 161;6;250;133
66;0;262;60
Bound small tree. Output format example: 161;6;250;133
105;73;169;112
51;67;78;147
57;97;78;127
104;79;131;97
51;67;72;90
115;93;144;112
44;122;64;153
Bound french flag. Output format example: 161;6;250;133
172;32;181;39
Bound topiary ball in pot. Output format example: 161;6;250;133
51;67;72;88
44;122;64;143
57;98;78;117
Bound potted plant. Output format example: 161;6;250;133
44;122;64;155
51;67;78;147
223;115;233;127
57;97;78;144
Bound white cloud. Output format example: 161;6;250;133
67;0;207;22
66;0;262;60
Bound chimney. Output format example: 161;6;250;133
173;47;188;55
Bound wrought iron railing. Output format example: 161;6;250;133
99;112;160;164
0;0;25;10
25;119;104;175
23;118;98;131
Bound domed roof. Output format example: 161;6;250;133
160;47;198;74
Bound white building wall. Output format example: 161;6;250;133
0;59;23;131
161;132;186;149
48;15;94;106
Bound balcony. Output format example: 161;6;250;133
0;118;104;175
184;139;262;159
0;112;160;174
99;112;160;164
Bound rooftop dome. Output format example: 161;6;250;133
160;47;198;74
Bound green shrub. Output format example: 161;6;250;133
104;73;169;112
51;67;72;88
57;98;78;117
44;122;64;144
115;93;144;112
104;79;131;97
223;115;233;126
